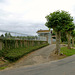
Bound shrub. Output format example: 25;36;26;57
3;43;49;62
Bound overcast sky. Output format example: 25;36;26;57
0;0;75;35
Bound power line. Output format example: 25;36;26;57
0;29;30;36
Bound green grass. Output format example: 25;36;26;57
73;44;75;47
0;66;7;70
61;47;75;56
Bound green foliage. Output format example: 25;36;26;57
63;22;75;32
61;47;75;56
2;40;16;50
3;43;49;61
2;40;45;50
52;30;56;35
0;39;48;61
16;36;38;40
0;66;7;70
45;10;73;31
5;33;8;37
71;30;75;37
5;32;12;38
61;30;67;42
0;34;4;38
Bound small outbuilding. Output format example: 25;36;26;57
37;29;56;44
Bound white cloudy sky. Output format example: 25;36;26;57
0;0;75;35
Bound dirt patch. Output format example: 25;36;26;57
0;57;8;68
49;50;67;61
32;55;47;64
0;59;5;65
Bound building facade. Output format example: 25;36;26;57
37;30;52;44
37;30;56;44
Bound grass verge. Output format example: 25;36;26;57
0;66;7;70
61;47;75;56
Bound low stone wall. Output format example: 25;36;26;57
0;39;47;50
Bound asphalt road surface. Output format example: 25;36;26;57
0;55;75;75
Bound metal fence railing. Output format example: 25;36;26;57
0;30;47;41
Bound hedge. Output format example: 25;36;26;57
0;43;49;62
5;43;49;61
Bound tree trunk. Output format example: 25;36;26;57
55;31;61;55
67;32;71;49
72;36;74;47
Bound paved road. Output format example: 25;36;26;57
0;55;75;75
10;44;56;68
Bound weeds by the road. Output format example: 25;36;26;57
0;66;7;70
61;47;75;56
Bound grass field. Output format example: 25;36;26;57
61;47;75;56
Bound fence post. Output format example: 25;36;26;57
25;40;27;47
27;40;29;47
38;41;40;45
30;41;32;46
15;40;18;48
24;40;25;47
20;40;22;47
31;40;33;46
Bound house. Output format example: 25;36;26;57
37;30;51;44
37;29;56;44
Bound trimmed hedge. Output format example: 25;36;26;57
2;43;49;61
0;39;48;62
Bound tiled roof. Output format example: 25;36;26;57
37;30;50;33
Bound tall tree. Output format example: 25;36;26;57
5;33;8;38
5;32;12;38
61;22;75;48
64;22;75;49
45;10;73;54
8;33;12;38
1;34;4;38
71;30;75;47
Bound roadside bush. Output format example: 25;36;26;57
4;43;49;62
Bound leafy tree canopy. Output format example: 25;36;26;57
5;32;12;37
45;10;73;31
1;34;4;37
63;22;75;32
71;30;75;37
